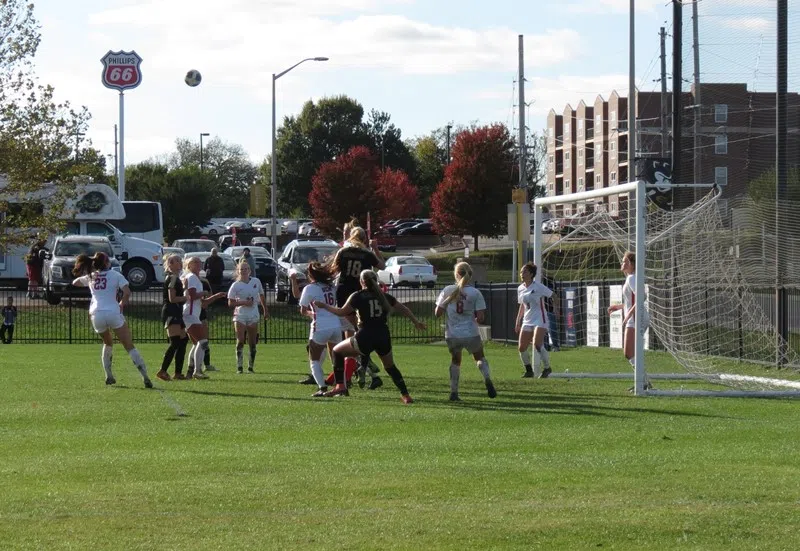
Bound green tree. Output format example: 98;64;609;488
125;162;217;242
748;166;800;204
0;0;101;247
410;135;446;215
169;137;258;217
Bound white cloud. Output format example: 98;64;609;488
566;0;663;15
720;17;773;33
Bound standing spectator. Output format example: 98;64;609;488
241;248;257;275
1;296;17;344
25;238;46;299
203;248;225;293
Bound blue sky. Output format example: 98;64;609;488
31;0;784;165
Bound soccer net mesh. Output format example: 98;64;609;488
538;186;800;393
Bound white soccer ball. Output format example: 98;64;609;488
184;69;202;87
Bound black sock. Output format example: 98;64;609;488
333;352;345;385
161;336;180;371
249;345;257;366
385;364;409;395
204;345;211;367
359;354;370;369
525;364;533;373
174;336;189;374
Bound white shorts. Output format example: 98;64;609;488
91;310;125;333
446;336;483;355
340;317;355;333
310;326;343;346
626;311;650;330
521;324;547;333
233;313;260;326
183;313;202;328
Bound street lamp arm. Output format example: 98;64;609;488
274;57;329;80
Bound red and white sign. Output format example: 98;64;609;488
100;50;143;91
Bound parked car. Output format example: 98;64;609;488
171;239;217;254
251;219;272;233
192;251;237;287
281;218;313;235
162;247;185;258
42;235;122;305
275;238;339;302
377;256;437;288
381;218;419;232
386;221;420;236
223;246;277;288
396;222;435;236
194;222;226;236
250;236;272;249
226;221;252;231
373;232;397;252
298;221;316;236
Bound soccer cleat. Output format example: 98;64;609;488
193;372;209;380
144;379;153;389
449;392;461;402
174;373;186;380
105;376;116;385
521;371;534;378
205;364;218;372
156;370;171;382
401;394;414;404
323;385;349;397
311;388;328;397
485;379;497;398
247;367;255;374
368;376;384;390
298;374;316;385
356;366;367;389
236;368;243;375
539;367;552;379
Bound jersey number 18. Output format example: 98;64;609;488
346;260;362;278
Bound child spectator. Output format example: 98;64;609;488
1;297;17;344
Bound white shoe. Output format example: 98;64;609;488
193;372;209;380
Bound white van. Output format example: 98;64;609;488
0;181;164;290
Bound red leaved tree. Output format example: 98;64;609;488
430;124;518;251
309;146;419;237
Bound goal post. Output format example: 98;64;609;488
533;181;800;398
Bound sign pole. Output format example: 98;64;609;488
118;91;125;200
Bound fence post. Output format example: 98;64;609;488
68;287;73;344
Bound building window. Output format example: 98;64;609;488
578;119;584;130
596;175;602;184
578;148;583;165
715;167;728;187
549;154;554;166
715;104;728;123
610;202;618;215
715;134;728;154
578;177;584;191
565;151;570;161
611;171;617;183
565;179;570;191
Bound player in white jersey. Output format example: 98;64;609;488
607;251;652;390
227;260;269;374
71;252;152;388
294;262;343;396
435;262;496;401
515;262;554;379
181;256;212;379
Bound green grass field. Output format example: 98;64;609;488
2;343;800;550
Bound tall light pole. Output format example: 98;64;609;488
271;56;329;257
199;132;210;172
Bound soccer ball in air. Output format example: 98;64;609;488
184;70;202;87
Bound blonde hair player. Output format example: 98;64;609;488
228;259;269;374
607;251;652;391
181;256;212;379
515;262;554;378
71;252;152;388
435;262;496;401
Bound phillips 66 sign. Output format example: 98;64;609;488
100;50;143;91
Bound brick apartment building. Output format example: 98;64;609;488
545;83;800;217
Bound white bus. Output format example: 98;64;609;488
117;201;164;245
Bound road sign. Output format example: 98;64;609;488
512;188;527;204
100;50;143;91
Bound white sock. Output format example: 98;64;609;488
449;364;460;393
532;347;542;376
320;348;328;365
102;345;114;379
519;349;531;367
194;340;207;373
477;358;491;379
539;346;551;369
187;343;196;370
128;348;149;380
311;360;326;388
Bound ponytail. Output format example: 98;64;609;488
443;261;472;306
361;269;391;315
72;254;92;277
348;227;368;249
307;261;334;285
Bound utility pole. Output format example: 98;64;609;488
660;26;668;158
692;0;702;201
672;0;683;188
517;34;527;269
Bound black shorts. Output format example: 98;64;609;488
354;325;392;357
161;305;184;328
336;285;359;307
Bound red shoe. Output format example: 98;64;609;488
323;384;349;397
401;394;414;404
156;370;171;382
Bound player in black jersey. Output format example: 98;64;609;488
315;269;426;404
331;226;386;389
157;254;189;380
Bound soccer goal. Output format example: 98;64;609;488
533;181;800;397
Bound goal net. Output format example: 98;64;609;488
533;182;800;397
